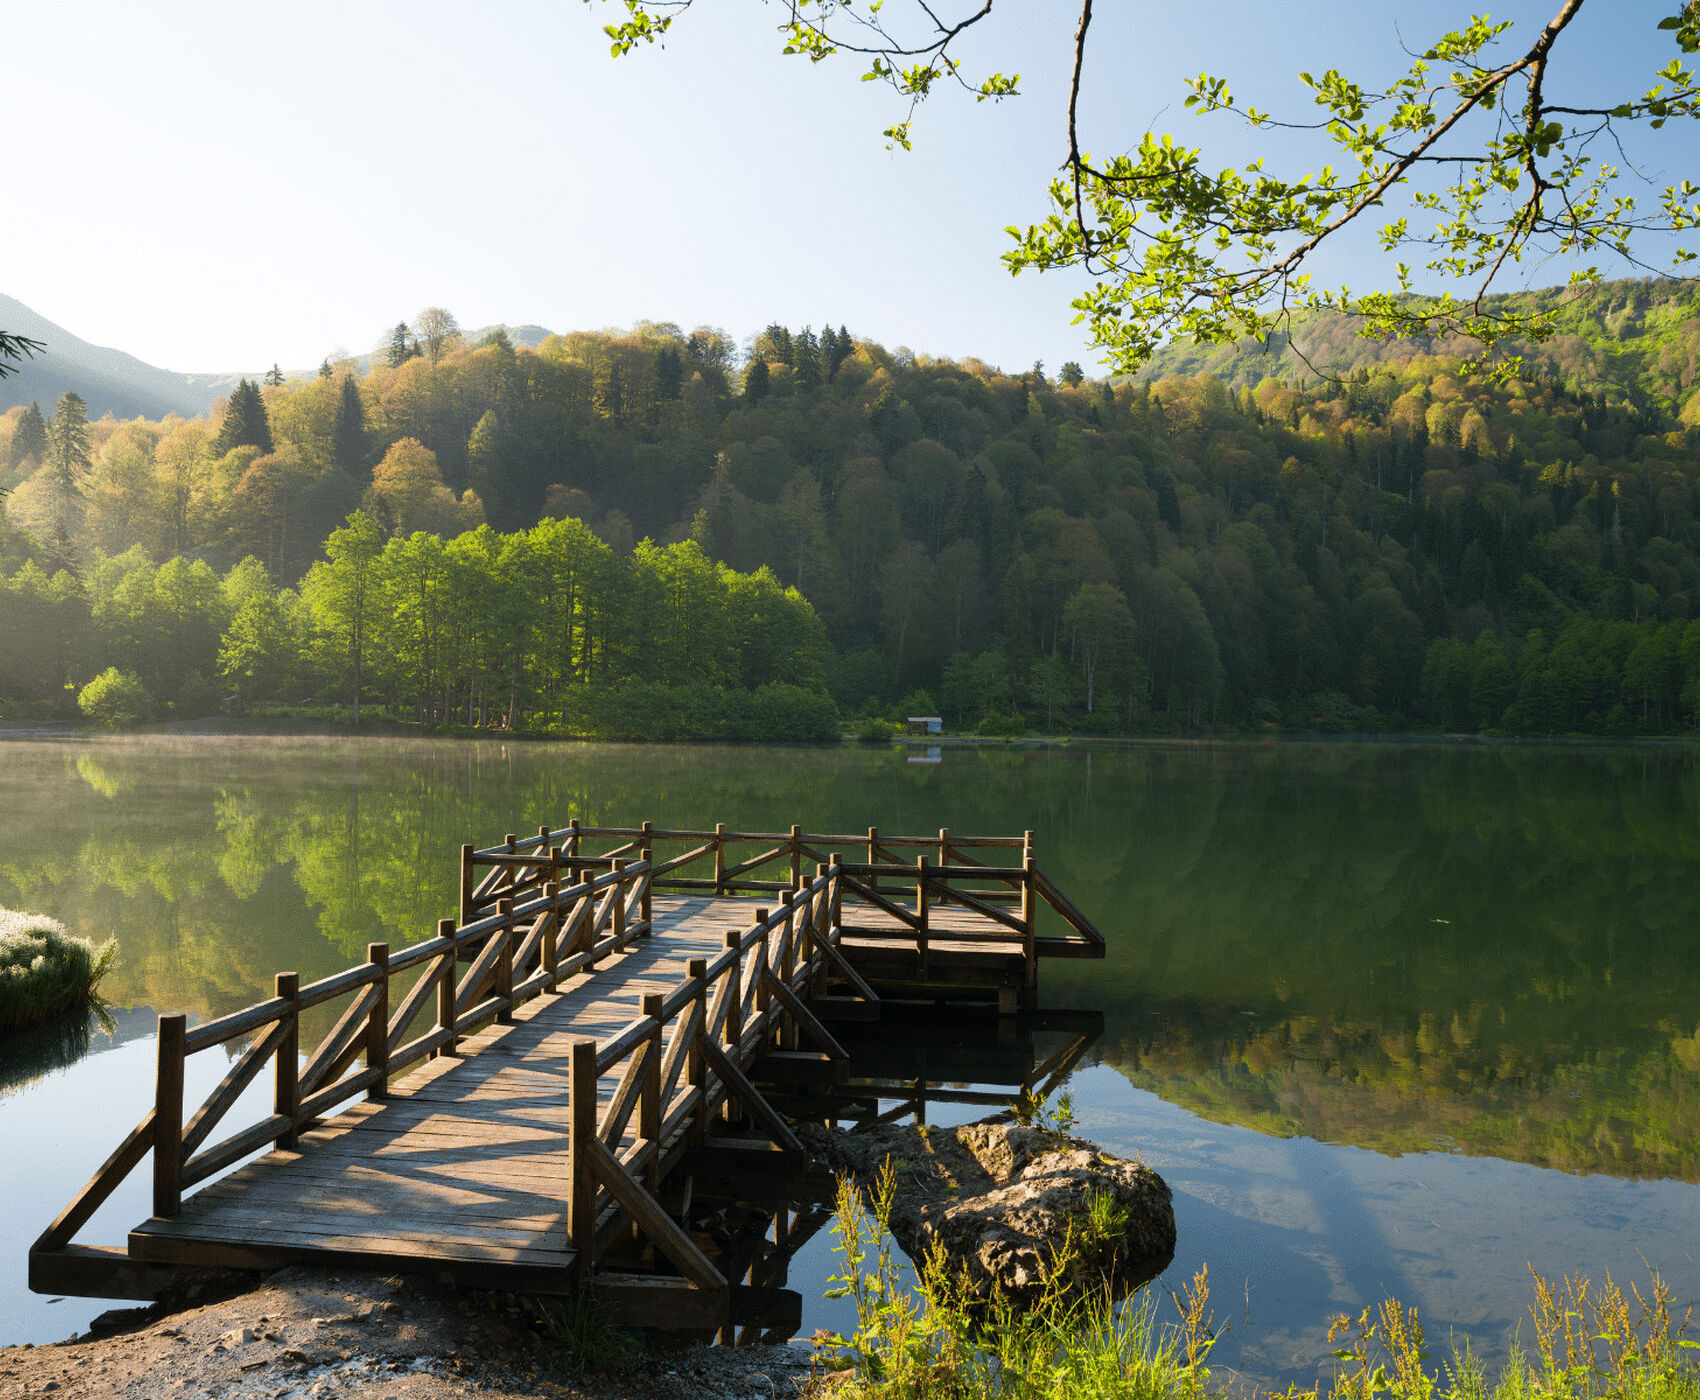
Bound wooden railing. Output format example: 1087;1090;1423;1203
566;864;851;1292
461;822;1102;958
34;858;655;1258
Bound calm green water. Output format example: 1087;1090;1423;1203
2;736;1697;1384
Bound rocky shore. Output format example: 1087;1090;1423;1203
0;1268;817;1400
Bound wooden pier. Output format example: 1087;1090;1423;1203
31;823;1104;1328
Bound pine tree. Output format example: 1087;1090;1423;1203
386;322;417;368
600;362;625;423
655;346;684;401
213;378;275;456
263;363;285;387
319;357;334;379
9;400;47;468
819;325;838;379
835;325;852;374
332;374;366;472
743;358;770;403
792;327;821;390
1060;361;1085;387
45;390;91;497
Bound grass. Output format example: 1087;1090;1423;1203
0;909;116;1031
810;1164;1700;1400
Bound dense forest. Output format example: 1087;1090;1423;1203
10;280;1700;735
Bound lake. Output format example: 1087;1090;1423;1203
1;735;1697;1389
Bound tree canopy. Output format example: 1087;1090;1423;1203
598;1;1700;373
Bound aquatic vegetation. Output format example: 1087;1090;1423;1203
0;909;116;1031
815;1168;1700;1400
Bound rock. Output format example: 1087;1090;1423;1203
804;1117;1175;1305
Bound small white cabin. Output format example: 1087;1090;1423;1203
906;716;943;736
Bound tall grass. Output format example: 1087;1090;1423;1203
810;1164;1700;1400
0;910;116;1031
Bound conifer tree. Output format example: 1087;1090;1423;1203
819;325;838;379
792;327;821;390
835;325;852;374
263;363;285;387
743;358;769;403
600;362;625;423
9;400;47;468
332;374;367;472
319;357;334;379
386;322;416;368
45;391;91;495
213;379;275;456
655;346;683;401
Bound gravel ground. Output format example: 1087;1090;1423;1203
0;1268;825;1400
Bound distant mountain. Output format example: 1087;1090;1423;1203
0;297;559;420
1136;276;1700;418
0;295;248;419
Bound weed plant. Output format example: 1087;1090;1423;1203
0;910;116;1031
813;1163;1700;1400
526;1283;640;1372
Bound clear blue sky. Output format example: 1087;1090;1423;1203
3;1;1693;376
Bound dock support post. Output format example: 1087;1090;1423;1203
1021;848;1037;990
435;919;458;1055
275;972;300;1150
367;943;390;1099
753;910;770;1038
495;899;515;1022
568;1038;597;1277
154;1013;186;1218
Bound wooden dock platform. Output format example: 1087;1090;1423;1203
32;823;1104;1327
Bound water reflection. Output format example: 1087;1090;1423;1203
1;736;1698;1373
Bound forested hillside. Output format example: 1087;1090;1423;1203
7;284;1700;737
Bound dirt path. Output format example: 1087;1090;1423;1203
0;1269;820;1400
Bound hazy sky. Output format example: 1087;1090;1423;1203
5;1;1695;375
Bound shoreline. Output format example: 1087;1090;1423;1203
3;716;1697;750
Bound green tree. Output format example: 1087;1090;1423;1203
413;307;461;368
213;379;274;456
44;391;92;539
331;373;366;472
386;322;417;367
263;363;285;388
1062;581;1135;713
742;357;769;402
8;401;46;469
77;667;151;727
301;510;384;721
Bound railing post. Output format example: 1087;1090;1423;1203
866;826;878;887
916;857;930;978
567;817;582;889
367;942;390;1099
713;822;726;896
154;1013;186;1218
754;909;770;1033
435;918;459;1055
829;853;843;928
779;893;798;1051
687;958;708;1142
640;821;654;921
789;824;801;890
939;826;950;868
542;882;561;988
495;899;515;1022
723;930;743;1120
641;991;663;1194
1022;852;1038;989
568;1037;597;1277
612;860;628;942
275;971;300;1150
459;843;475;925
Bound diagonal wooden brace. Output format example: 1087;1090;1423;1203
702;1040;803;1155
760;968;847;1060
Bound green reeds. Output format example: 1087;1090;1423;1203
0;910;116;1032
812;1163;1700;1400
